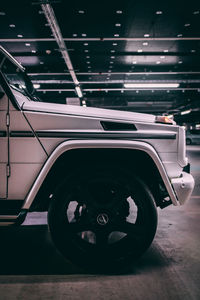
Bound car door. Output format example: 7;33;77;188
0;86;8;199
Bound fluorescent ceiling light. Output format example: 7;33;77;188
33;84;40;89
75;86;83;98
181;109;191;115
124;83;180;88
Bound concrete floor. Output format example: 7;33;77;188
0;146;199;300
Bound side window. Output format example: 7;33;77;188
1;58;27;95
0;53;5;99
0;85;5;100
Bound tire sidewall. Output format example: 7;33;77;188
48;165;158;272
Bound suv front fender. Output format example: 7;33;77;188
22;139;181;210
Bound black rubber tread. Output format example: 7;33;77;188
48;165;158;273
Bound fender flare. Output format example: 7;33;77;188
22;139;178;209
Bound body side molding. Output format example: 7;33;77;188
22;139;179;210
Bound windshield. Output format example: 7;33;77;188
1;51;30;95
0;51;37;100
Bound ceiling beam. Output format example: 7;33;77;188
1;37;200;42
28;72;200;76
37;88;200;92
32;79;200;84
41;2;82;98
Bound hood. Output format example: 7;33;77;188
22;101;156;123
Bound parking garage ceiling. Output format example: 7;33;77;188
0;0;200;123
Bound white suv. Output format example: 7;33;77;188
0;46;194;272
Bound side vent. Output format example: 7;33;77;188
101;121;137;131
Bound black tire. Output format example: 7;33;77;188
186;138;192;145
48;165;157;273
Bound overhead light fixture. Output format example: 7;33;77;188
181;109;191;115
82;100;86;107
33;84;41;89
124;83;180;88
75;86;83;98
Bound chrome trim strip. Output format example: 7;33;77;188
9;131;176;139
0;131;7;137
0;215;18;219
0;222;15;226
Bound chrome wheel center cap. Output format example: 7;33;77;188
97;213;109;225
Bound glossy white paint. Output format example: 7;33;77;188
8;163;43;199
23;100;156;123
23;106;182;179
6;98;48;200
171;172;195;205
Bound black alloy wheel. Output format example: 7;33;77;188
48;165;158;273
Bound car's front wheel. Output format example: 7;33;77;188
48;165;158;273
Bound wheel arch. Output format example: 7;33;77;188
22;139;178;211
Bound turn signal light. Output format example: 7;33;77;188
155;116;175;125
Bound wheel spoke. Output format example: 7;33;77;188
114;220;147;240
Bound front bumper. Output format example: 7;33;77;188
171;171;195;205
